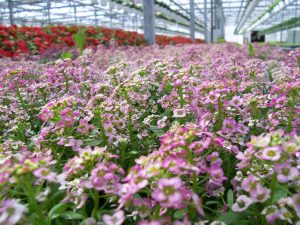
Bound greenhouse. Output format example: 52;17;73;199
0;0;299;225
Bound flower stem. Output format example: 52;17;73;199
92;191;99;219
178;86;185;108
287;96;295;133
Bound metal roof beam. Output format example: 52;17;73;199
235;0;259;34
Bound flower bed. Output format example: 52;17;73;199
0;43;299;225
0;25;204;57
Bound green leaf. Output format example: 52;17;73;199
174;208;188;219
61;52;73;59
206;200;218;205
149;125;165;136
248;43;255;57
72;29;86;55
233;220;249;225
227;189;234;207
217;211;241;224
48;203;69;220
272;186;288;203
61;211;84;220
88;139;102;147
128;150;139;155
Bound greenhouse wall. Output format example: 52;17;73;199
265;28;300;44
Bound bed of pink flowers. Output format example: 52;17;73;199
0;43;299;225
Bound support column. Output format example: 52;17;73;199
8;0;14;25
73;2;77;25
210;0;214;42
190;0;195;41
94;8;97;26
47;0;51;24
122;13;125;29
110;4;112;28
204;0;208;42
280;13;283;43
143;0;155;45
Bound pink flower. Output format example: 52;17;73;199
207;90;220;103
157;116;168;129
221;118;237;134
38;108;54;122
0;199;27;225
232;195;253;212
33;168;57;182
260;146;282;161
262;206;280;224
274;162;299;183
229;96;243;107
237;124;249;134
162;157;187;174
77;119;92;134
207;165;227;185
241;174;259;192
250;185;271;202
151;177;183;208
103;210;125;225
89;162;121;193
173;109;186;118
274;95;286;108
292;193;300;218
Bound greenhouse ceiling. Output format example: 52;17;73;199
0;0;299;38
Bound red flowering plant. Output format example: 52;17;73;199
0;25;204;58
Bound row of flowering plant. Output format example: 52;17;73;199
0;43;299;225
0;25;205;57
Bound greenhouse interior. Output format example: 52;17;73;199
0;0;299;225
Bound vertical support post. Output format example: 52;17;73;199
190;0;195;41
110;4;112;28
132;15;135;31
220;6;225;38
143;0;155;45
122;13;125;29
215;0;219;41
8;0;14;26
135;14;138;32
204;0;208;42
47;0;51;24
73;2;77;25
280;13;283;43
94;8;97;26
210;0;214;42
216;0;224;39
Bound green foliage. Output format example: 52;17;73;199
262;16;300;35
48;203;70;220
72;29;86;55
216;211;242;224
217;38;226;43
248;43;255;57
61;52;73;59
227;189;234;207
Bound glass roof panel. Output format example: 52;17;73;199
0;0;299;37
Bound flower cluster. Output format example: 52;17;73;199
0;43;299;225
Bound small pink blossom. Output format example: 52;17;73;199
232;195;253;212
152;177;183;208
103;210;125;225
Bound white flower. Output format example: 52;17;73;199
232;195;253;212
210;221;226;225
173;108;187;118
0;199;27;225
